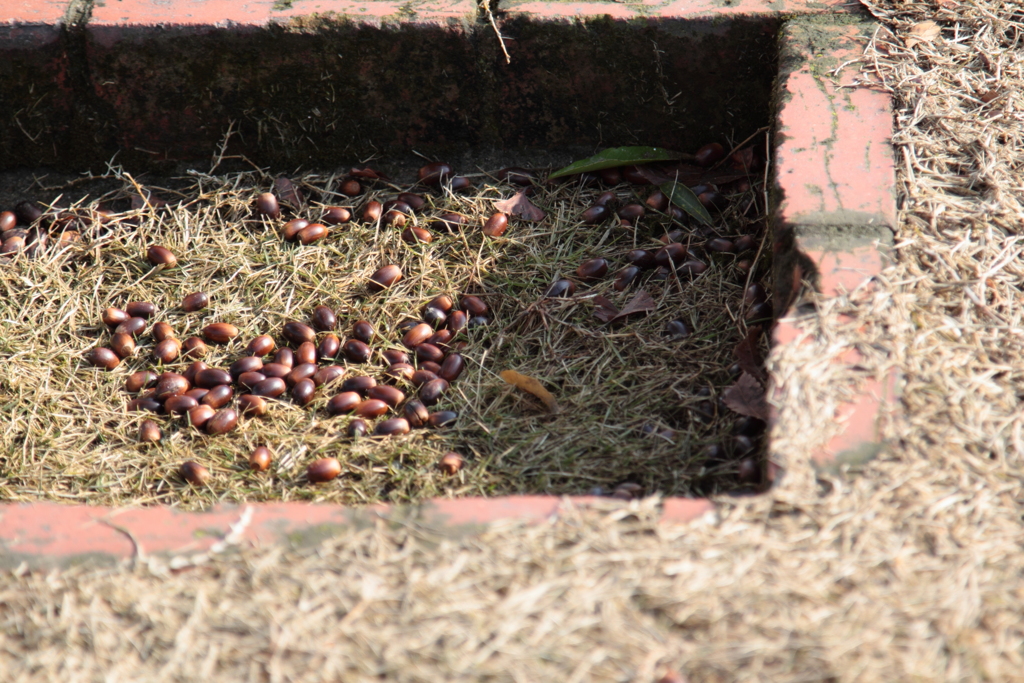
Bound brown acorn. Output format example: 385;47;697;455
110;332;136;359
256;192;281;218
576;258;608;281
368;265;402;293
249;446;273;472
438;452;464;475
182;292;209;312
203;323;238;344
206;408;239;435
307;458;342;483
246;335;276;357
181;461;211;485
418;161;452;186
482;213;508;237
182;337;208;358
282;218;309;241
138;419;162;443
86;347;120;370
322;207;351;225
146;245;177;268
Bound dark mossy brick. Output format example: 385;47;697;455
489;16;779;153
84;21;486;168
0;27;73;168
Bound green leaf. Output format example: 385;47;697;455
659;179;713;225
548;146;683;180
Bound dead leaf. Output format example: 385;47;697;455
494;190;546;222
592;295;620;323
592;290;658;324
734;326;767;384
612;289;657;322
906;21;941;48
723;372;769;421
978;89;1000;103
274;177;304;207
500;370;561;412
350;167;389;180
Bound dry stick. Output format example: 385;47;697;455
486;3;511;64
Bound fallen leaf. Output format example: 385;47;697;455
733;326;767;384
274;177;304;208
660;179;712;225
549;146;684;179
978;89;1000;103
906;20;941;48
723;372;769;421
494;190;546;222
612;289;657;322
592;295;620;323
350;167;389;180
500;370;561;413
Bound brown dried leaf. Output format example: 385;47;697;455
612;289;657;322
592;295;619;323
906;21;941;48
723;372;769;421
978;89;1000;103
734;326;767;384
349;167;389;180
274;177;304;208
494;190;546;222
500;370;561;413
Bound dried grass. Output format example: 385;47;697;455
3;1;1024;679
0;162;767;508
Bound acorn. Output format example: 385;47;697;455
282;219;309;241
418;161;452;186
576;258;608;281
126;301;156;318
256;192;281;218
249;446;273;472
368;265;402;293
86;347;120;370
362;201;383;222
182;337;208;358
482;213;508;237
438;452;464;475
203;323;238;344
146;245;177;268
322;207;351;225
138;419;162;443
545;279;575;298
182;292;209;312
180;461;211;486
307;458;341;483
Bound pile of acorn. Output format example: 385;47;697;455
85;244;484;486
69;143;769;492
250;162;478;247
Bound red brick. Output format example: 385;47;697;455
0;503;133;563
775;22;896;230
90;0;275;27
498;1;638;21
0;0;66;25
273;0;478;26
